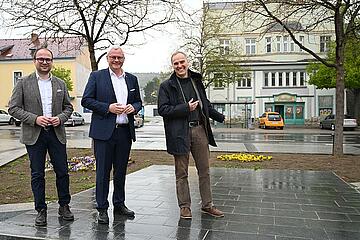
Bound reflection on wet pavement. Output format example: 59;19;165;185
1;166;360;239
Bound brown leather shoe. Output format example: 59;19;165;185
201;206;224;218
180;207;192;219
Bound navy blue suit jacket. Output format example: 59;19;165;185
81;68;142;141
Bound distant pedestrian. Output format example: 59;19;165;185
8;47;74;226
158;51;225;219
81;45;142;224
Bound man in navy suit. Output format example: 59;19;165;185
81;46;142;224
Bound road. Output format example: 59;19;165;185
0;117;360;159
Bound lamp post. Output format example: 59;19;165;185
195;52;203;75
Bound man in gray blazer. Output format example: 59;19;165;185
8;47;74;226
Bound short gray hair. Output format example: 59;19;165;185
106;45;123;56
170;51;187;63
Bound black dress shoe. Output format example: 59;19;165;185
114;205;135;217
35;209;47;226
97;210;109;224
58;204;74;221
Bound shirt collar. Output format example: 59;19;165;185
109;68;125;79
36;71;52;81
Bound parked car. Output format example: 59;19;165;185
320;114;357;130
134;114;144;128
64;111;85;126
259;111;284;129
0;109;16;125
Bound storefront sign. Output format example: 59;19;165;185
274;93;296;102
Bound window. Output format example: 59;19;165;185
237;73;251;88
264;72;269;87
319;95;333;118
276;36;281;52
292;72;297;86
219;39;230;55
271;72;276;86
285;72;290;86
237;97;252;112
283;36;289;52
290;38;295;52
299;36;304;52
320;36;331;52
278;72;283;86
245;38;256;54
299;72;305;86
213;73;225;88
213;104;225;114
13;71;22;86
265;37;272;53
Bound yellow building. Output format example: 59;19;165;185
0;34;91;114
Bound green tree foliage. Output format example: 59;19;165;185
51;66;73;92
144;77;161;104
307;39;360;90
307;39;360;121
143;72;170;104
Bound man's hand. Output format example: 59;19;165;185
35;116;52;127
123;104;135;114
48;117;61;126
188;98;199;112
109;103;126;115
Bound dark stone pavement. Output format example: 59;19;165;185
1;165;360;240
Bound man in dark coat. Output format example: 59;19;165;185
157;51;225;219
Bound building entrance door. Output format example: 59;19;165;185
274;105;284;119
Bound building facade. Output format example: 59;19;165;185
204;2;337;126
0;34;91;115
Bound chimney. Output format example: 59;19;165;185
31;33;40;47
30;33;40;57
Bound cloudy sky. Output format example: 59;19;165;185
113;0;203;73
0;0;204;73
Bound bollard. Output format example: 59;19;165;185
331;132;335;155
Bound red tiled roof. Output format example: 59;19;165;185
0;36;85;61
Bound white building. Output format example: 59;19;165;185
204;1;336;126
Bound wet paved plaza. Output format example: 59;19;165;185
1;165;360;240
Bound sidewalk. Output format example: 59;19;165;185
1;166;360;239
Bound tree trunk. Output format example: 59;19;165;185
87;42;98;71
333;9;345;157
334;64;345;156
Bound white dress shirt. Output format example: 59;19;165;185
37;72;52;117
109;68;128;124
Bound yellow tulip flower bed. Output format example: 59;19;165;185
217;153;272;162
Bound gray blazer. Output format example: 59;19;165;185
8;72;73;145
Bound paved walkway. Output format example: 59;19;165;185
1;166;360;239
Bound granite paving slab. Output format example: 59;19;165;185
0;165;359;240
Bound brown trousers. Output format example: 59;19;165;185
174;125;212;209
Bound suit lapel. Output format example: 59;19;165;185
29;73;42;109
51;77;59;114
105;69;117;102
125;73;131;103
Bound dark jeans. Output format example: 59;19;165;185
174;125;212;209
93;126;132;210
26;128;70;211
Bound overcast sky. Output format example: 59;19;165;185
113;0;203;73
0;0;204;73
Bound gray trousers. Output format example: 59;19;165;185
174;125;213;209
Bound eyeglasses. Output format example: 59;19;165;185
35;58;53;63
108;56;125;61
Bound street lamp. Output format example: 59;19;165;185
195;52;203;74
